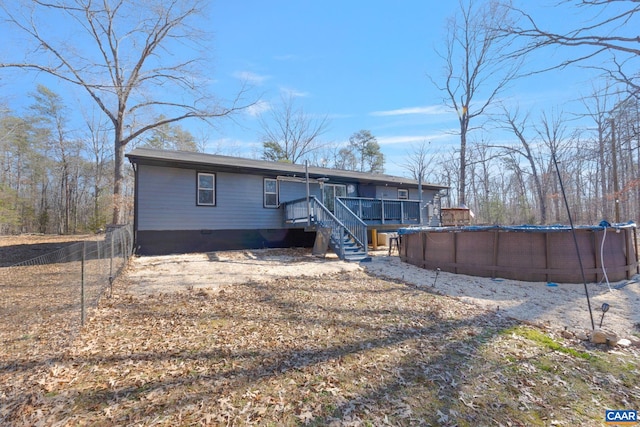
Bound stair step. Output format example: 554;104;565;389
343;253;371;262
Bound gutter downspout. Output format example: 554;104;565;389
131;161;138;253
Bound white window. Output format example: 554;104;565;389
264;178;278;208
398;189;409;200
197;173;216;206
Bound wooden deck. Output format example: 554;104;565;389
284;197;423;228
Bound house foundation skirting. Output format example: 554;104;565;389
135;229;317;255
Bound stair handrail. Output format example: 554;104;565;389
283;196;367;259
334;198;368;256
308;196;349;234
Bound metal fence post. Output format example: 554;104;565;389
109;234;114;298
121;231;127;262
81;241;86;326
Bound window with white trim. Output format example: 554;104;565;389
197;173;216;206
264;178;278;208
398;189;409;200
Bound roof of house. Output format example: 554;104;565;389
126;147;448;190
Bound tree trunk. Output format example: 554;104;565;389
533;167;546;224
553;171;561;223
112;132;126;225
459;123;467;207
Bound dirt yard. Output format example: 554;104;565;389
127;248;640;339
126;248;362;295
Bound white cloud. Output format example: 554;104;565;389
370;105;448;117
279;86;309;98
377;135;427;145
245;100;271;117
232;71;270;85
377;133;454;146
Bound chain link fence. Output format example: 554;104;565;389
0;225;133;360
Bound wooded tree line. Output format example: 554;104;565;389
422;93;640;225
1;85;125;234
419;0;640;226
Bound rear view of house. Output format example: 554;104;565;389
126;148;447;260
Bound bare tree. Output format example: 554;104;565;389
29;85;81;234
501;151;535;223
536;110;572;223
581;85;617;220
437;149;460;208
497;106;548;223
430;0;521;206
467;141;502;222
402;141;432;184
0;0;253;224
260;94;330;164
504;1;640;97
82;109;112;231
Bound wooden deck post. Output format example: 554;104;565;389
372;229;378;250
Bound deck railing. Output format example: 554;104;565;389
339;197;422;225
283;197;313;225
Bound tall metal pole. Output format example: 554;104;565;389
552;150;595;330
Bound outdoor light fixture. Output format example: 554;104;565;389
599;303;610;328
432;267;441;287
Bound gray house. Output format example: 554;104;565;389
126;147;447;260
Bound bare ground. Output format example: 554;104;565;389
126;248;640;339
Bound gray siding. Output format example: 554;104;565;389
138;165;289;231
136;164;440;231
279;180;320;203
375;186;436;202
409;188;437;202
376;185;399;199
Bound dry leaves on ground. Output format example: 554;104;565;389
2;257;639;426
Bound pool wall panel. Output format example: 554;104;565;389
399;225;638;283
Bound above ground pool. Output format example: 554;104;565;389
397;222;639;283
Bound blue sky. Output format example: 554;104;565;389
0;0;628;179
200;0;611;177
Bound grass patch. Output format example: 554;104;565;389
509;326;595;360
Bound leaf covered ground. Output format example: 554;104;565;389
2;264;639;426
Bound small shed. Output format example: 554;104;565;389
441;207;472;226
